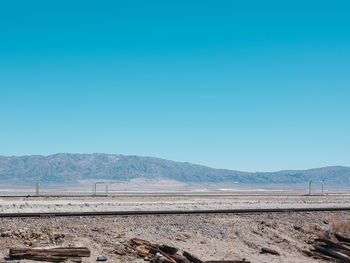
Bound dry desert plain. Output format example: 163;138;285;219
0;193;350;262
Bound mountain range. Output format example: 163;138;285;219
0;153;349;188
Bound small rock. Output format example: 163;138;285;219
1;231;12;237
293;225;301;231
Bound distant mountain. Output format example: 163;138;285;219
0;153;349;188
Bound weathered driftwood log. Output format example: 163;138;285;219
303;231;350;263
313;244;350;262
9;255;82;262
335;233;350;244
20;255;82;262
10;247;90;257
316;238;350;253
303;249;345;262
9;247;90;262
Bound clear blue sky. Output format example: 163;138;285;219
1;0;349;172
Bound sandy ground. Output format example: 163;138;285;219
0;210;349;263
0;195;350;213
1;195;349;262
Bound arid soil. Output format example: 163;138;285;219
1;195;350;213
1;211;349;263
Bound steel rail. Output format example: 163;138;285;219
0;193;348;198
1;207;350;218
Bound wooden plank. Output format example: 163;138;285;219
159;245;179;255
205;261;251;263
183;251;204;263
316;239;350;254
163;252;190;263
134;245;153;258
314;244;350;262
10;247;90;258
303;249;343;262
9;255;81;262
131;238;152;246
335;233;350;244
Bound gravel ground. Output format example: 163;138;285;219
1;210;349;263
1;195;350;213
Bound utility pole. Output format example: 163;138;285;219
35;183;40;197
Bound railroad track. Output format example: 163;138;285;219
1;207;350;218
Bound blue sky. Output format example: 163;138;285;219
0;0;349;171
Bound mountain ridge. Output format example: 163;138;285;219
0;153;349;187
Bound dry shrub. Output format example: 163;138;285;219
329;217;350;234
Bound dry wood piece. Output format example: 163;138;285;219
313;244;350;262
335;233;350;244
10;247;90;257
160;245;179;255
302;249;343;262
316;238;350;253
206;262;248;263
9;247;90;262
305;231;350;262
126;238;248;263
183;251;204;263
260;247;280;256
166;253;190;263
16;255;82;262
